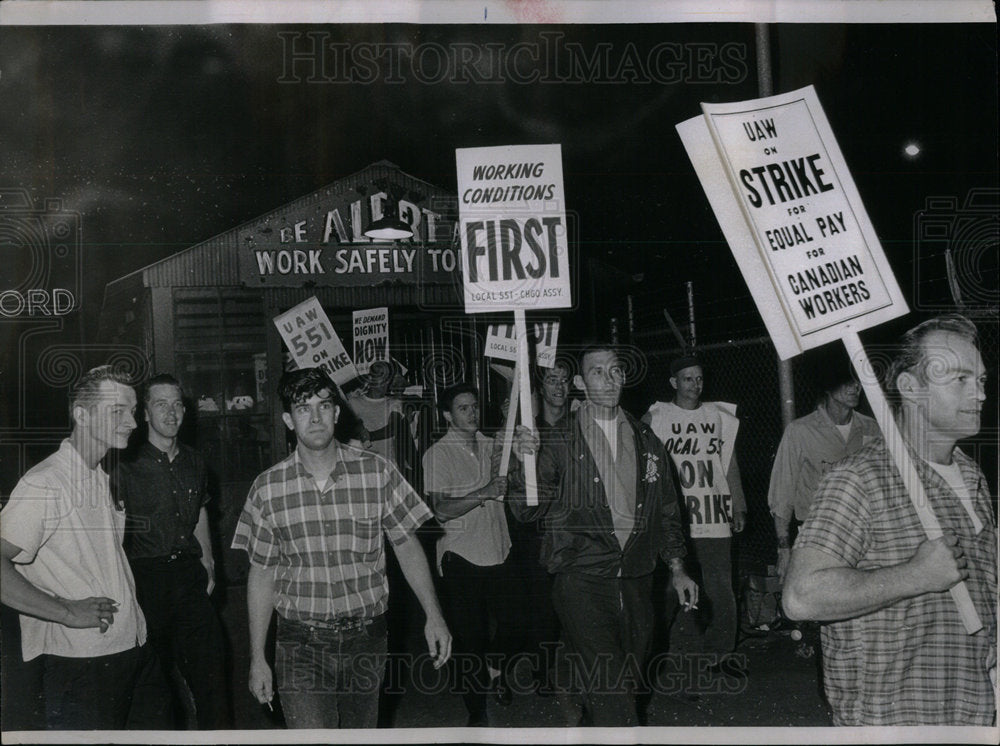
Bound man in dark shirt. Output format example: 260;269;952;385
509;343;699;726
114;373;230;729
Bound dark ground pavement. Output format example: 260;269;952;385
218;583;832;732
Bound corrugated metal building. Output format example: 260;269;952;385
98;161;490;583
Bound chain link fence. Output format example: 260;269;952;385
628;317;998;583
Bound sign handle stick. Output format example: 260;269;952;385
498;360;520;478
514;310;538;506
842;331;982;634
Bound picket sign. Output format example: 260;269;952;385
274;296;359;387
456;143;573;506
678;86;980;633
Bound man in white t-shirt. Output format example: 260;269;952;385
1;365;169;730
423;382;518;726
644;355;747;678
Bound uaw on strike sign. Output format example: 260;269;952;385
678;87;983;634
456;144;572;313
676;85;907;359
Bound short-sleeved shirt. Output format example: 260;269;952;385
231;444;431;623
0;440;146;661
347;391;405;464
114;442;210;559
767;406;879;523
796;439;997;726
423;429;511;572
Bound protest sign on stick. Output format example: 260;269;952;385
456;143;572;505
352;307;389;375
678;85;981;633
274;296;359;388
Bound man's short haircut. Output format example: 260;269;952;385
143;373;184;404
885;313;979;408
536;359;571;384
578;340;619;369
438;382;479;414
69;365;133;415
279;367;345;414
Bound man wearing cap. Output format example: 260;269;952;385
509;342;698;726
768;355;879;583
644;354;747;678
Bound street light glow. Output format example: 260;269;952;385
904;142;921;158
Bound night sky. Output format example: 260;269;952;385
1;15;997;476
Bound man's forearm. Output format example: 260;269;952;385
773;514;791;547
246;564;276;660
785;554;927;621
194;508;215;568
428;485;494;522
1;552;71;625
391;534;445;622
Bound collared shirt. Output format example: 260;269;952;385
796;439;997;726
508;408;687;578
231;444;431;623
767;406;879;522
0;440;146;661
113;441;210;559
577;403;637;549
423;429;511;571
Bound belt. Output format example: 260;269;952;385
132;552;197;564
299;614;382;633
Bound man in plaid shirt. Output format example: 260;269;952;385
784;315;996;725
233;367;451;729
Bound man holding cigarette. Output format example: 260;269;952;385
644;355;747;678
233;367;450;729
0;365;169;729
784;314;996;725
509;342;698;726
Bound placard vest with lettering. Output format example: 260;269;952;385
647;401;740;539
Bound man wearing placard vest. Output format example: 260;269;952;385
644;354;748;679
509;342;698;726
783;315;996;726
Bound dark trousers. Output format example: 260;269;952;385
505;515;560;675
666;537;737;656
275;614;388;729
130;556;230;729
41;643;171;730
440;551;521;719
552;572;654;727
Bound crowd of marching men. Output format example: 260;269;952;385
0;313;994;730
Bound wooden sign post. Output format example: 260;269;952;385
678;85;981;633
